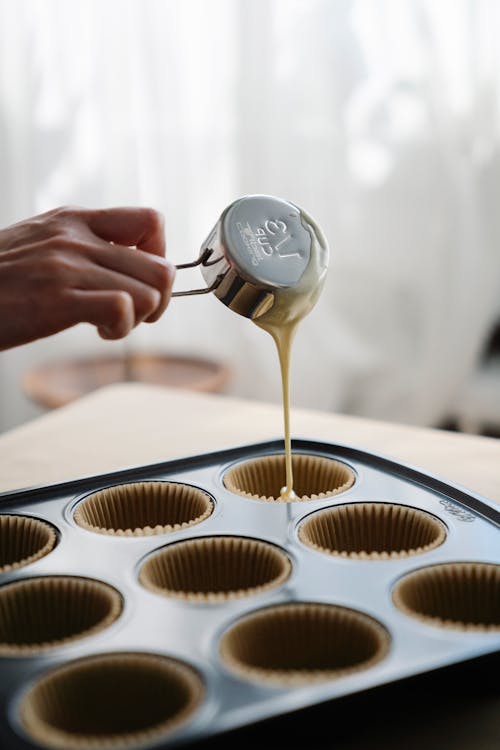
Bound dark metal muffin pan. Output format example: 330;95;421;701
0;438;499;749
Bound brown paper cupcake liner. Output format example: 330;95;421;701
20;652;204;750
139;536;292;602
393;562;500;631
0;515;57;574
0;576;122;655
219;602;389;685
73;481;213;536
223;454;355;502
299;503;446;560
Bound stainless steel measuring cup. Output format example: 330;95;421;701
172;194;326;319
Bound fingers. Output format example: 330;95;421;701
74;205;175;322
83;207;166;257
76;262;164;325
144;259;175;322
88;240;176;323
68;289;135;340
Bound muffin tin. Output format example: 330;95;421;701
0;437;499;749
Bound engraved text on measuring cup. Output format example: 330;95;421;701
236;216;302;266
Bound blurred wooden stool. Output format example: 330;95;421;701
22;353;232;410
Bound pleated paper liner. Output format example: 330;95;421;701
73;481;213;536
393;561;500;631
0;576;122;655
0;515;56;574
219;602;390;685
223;454;355;502
139;536;292;602
20;652;204;750
299;503;446;560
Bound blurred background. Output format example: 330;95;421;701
1;0;500;435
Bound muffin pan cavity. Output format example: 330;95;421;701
139;535;291;602
219;602;389;685
224;453;355;502
73;481;213;536
299;502;446;559
0;576;122;655
0;515;56;574
20;652;204;750
393;562;500;631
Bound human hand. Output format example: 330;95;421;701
0;206;176;350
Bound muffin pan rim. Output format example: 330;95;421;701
2;435;498;521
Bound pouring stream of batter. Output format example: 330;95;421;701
255;208;329;500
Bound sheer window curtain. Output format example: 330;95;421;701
1;0;499;432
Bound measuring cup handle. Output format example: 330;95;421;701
171;274;224;298
171;248;225;297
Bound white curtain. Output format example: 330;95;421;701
1;0;500;432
